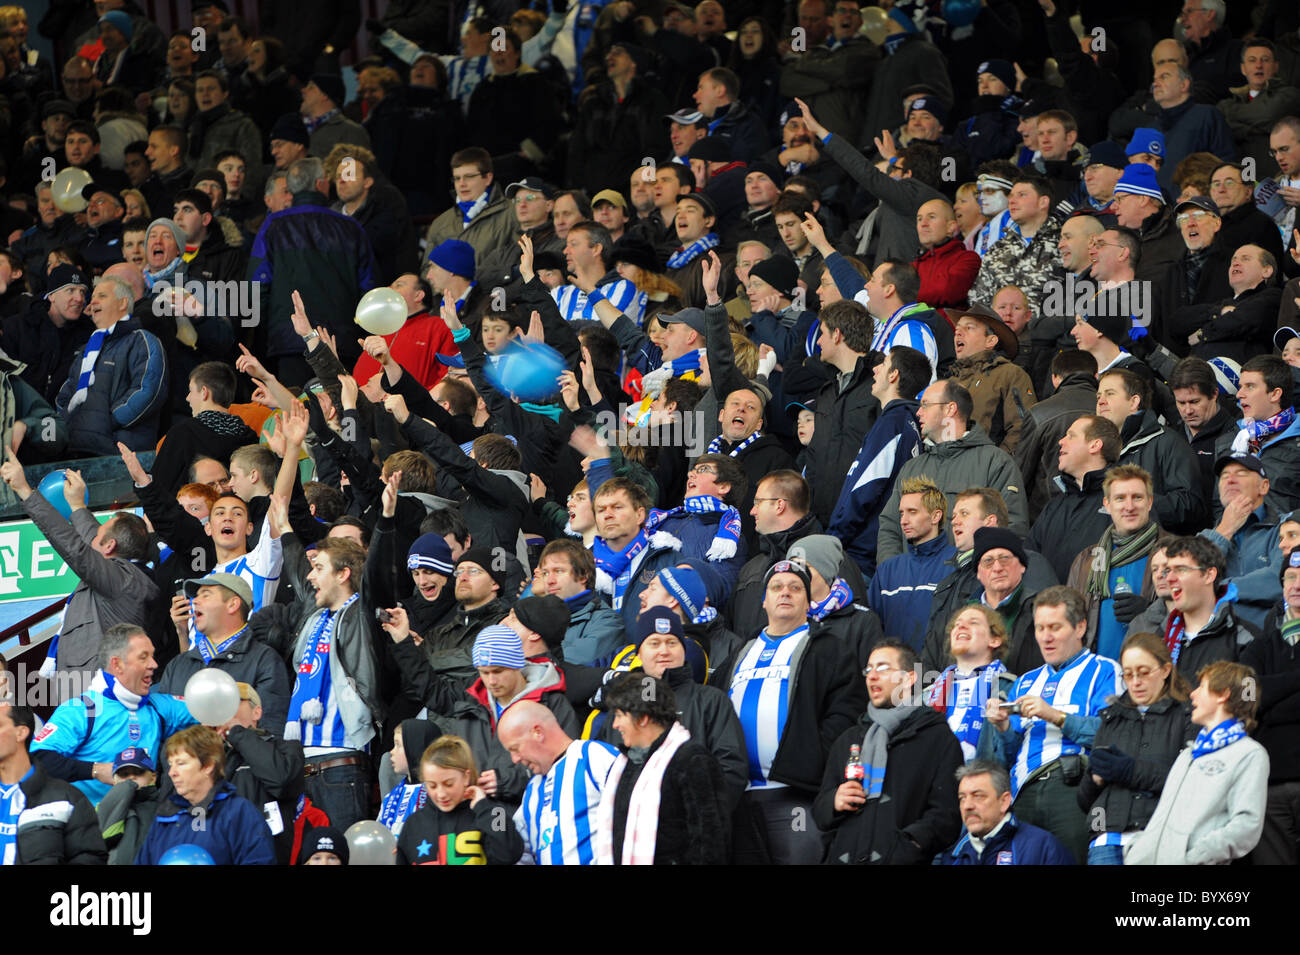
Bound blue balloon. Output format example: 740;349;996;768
159;844;215;865
36;470;84;519
486;339;567;403
942;0;981;28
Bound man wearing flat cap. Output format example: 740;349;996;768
948;304;1037;454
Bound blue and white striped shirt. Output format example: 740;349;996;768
552;279;646;325
188;513;282;651
728;625;810;789
871;306;938;382
514;738;619;865
1008;650;1123;794
443;54;489;112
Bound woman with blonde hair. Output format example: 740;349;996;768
925;604;1010;759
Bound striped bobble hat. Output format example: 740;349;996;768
1207;356;1241;397
407;533;454;575
472;625;526;669
1113;163;1164;203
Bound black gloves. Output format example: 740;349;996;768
1110;591;1147;625
1089;746;1135;786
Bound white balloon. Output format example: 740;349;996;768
51;167;93;213
183;668;241;726
345;820;397;865
354;287;407;336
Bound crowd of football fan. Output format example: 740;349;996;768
1;0;1299;866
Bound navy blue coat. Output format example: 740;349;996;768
937;813;1075;865
134;781;276;865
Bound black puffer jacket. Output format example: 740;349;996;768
813;707;963;865
1027;468;1113;584
14;762;107;865
1117;410;1208;536
1077;695;1196;835
1013;371;1096;520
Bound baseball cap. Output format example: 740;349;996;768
665;108;707;127
1214;452;1267;479
1174;195;1220;217
113;747;155;774
658;307;708;335
184;572;254;606
592;188;626;209
505;176;556;199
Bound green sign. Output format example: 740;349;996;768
0;513;116;603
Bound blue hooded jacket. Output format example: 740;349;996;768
134;780;276;865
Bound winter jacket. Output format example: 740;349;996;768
778;37;878;141
464;64;561;159
223;725;305;866
12;762;106;865
1;300;92;406
814;707;964;865
1199;502;1285;630
1117;410;1208;535
396;796;523;864
937;812;1075;865
706;100;769;163
828;397;923;577
1170;282;1283;364
948;349;1037;454
1184;401;1238;505
915;237;981;310
1153;97;1238;194
149;410;257;497
715;624;869;793
307;111;372;158
730;513;870;642
96;779;163;865
155;632;292;739
408;597;510;689
877;423;1030;564
1013;372;1096;519
190;103;264;185
1163;583;1257;683
1218;80;1300;179
9;213;81;286
969;217;1065;314
1029;470;1114;584
1076;695;1196;836
568;76;671;195
921;549;1059;677
334;187;414;287
822;131;945;263
247;191;377;366
562;591;626;667
1242;611;1300;783
954;94;1022;167
134;781;276;865
858;34;954;153
1125;735;1268;865
1151;240;1234;341
1186;25;1246;104
1215;413;1300;516
54;315;167;455
368;86;464;218
868;535;958;654
806;353;882;526
22;493;160;678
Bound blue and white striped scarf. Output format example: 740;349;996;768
652;495;741;562
1192;718;1247;760
196;624;248;666
457;191;490;226
706;430;761;457
66;325;111;413
286;594;357;735
666;233;719;269
810;577;853;621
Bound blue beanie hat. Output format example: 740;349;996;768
632;610;708;684
100;10;134;41
655;567;707;622
428;239;476;279
1125;127;1165;158
472;625;526;669
1113;163;1164;203
407;533;454;575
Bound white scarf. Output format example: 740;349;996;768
593;721;692;865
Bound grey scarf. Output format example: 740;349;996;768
860;702;921;800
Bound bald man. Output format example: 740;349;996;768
914;198;981;308
498;701;620;865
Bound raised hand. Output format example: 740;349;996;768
701;249;723;302
518;233;535;282
873;127;897;161
381;468;402;518
235;343;270;382
290;289;312;337
0;447;31;497
337;373;359;411
800;211;832;255
383;393;410;425
558;370;580;411
360;334;391;364
280;398;309;448
117;441;151;487
794;97;829;140
62;469;87;512
440;292;464;332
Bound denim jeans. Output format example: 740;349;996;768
304;758;371;832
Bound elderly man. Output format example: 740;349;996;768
716;559;867;864
1218;40;1300;180
948;304;1037;454
1198;453;1285;630
1065;464;1163;661
877;379;1030;564
28;624;197;806
937;760;1074;865
1208;161;1285;266
813;639;963;865
53;275;167;456
1170;243;1281;362
498;700;619;865
1149;63;1237;193
1153;195;1232;324
984;585;1124;863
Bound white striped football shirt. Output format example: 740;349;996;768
728;625;810;790
514;739;620;865
552;279;646;325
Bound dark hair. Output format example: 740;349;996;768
1196;661;1259;732
888;345;932;399
94;86;136;113
869;636;918;674
472;433;522;471
540;538;596;587
1050;348;1097;379
782;174;821;203
593;476;653;514
819;299;874;353
1163;535;1227;584
450;146;492;176
554;189;593;219
879;259;921;305
152;124;187;154
1032;585;1088;628
66;119;99;145
3;705;35;747
1118;631;1190;704
1242;37;1276;58
421;507;471;547
691;452;747;506
941;379;975;425
303;481;346;522
328;515;371;548
434;375;477;417
569;220;613;264
253;35;287;72
1100;367;1151;410
601;672;678;727
577;325;621;373
897;143;941;188
1241;355;1293;409
1169;356;1218;399
1011;172;1053;201
661;377;705;413
122;215;150;234
195;68;229;92
654;162;688;189
1110;226;1142;268
771;193;814;221
189;361;235;407
383;449;438;494
217;15;252;38
123;139;149;159
702;66;740;100
105;512;150;560
758;469;810;514
1079;414;1122;464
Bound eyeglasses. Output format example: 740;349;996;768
862;662;899;675
453;566;485;579
512;193;543;204
1164;564;1204;578
452;172;484;183
752;497;784;504
979;554;1019;569
1152;565;1172;577
1122;666;1162;681
689;464;718;476
918;400;949;409
1176;210;1214;225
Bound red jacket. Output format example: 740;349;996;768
352;311;457;389
914;237;982;309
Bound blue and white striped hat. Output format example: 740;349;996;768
406;533;454;575
1207;356;1241;396
1113;163;1164;203
472;625;526;669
